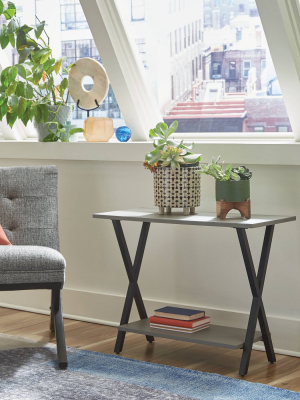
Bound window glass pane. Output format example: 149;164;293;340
116;0;291;134
10;0;124;132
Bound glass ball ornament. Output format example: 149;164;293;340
116;126;132;142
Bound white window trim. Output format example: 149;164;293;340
243;60;251;78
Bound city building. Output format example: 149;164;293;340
203;0;258;30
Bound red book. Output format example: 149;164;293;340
149;316;210;328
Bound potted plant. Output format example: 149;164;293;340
199;156;252;219
143;121;202;215
0;1;83;142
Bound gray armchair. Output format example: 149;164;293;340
0;165;67;368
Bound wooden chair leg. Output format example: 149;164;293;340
52;286;68;369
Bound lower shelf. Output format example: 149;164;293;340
119;319;262;350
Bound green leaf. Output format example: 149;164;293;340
47;77;53;91
34;21;45;39
7;111;18;127
42;133;58;142
25;83;33;99
182;154;201;164
44;58;55;71
17;96;27;116
3;1;16;20
18;46;35;63
0;98;8;118
59;77;68;97
7;81;17;95
15;64;26;79
7;66;17;83
34;104;42;125
0;66;10;86
7;93;18;112
0;0;4;14
16;29;26;51
0;92;6;106
166;120;178;137
32;47;50;61
54;58;63;74
0;24;9;49
40;49;52;64
8;32;14;47
38;103;48;122
149;129;157;138
20;109;30;126
7;18;17;34
20;24;33;34
69;127;84;135
166;139;180;148
145;148;161;165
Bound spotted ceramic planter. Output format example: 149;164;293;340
153;165;201;215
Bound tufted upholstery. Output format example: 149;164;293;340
0;166;60;250
0;166;65;285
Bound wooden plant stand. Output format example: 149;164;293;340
217;199;251;220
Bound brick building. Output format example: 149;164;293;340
202;45;266;93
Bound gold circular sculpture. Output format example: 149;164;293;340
68;58;109;109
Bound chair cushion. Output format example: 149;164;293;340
0;224;11;245
0;246;65;285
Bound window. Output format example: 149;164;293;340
253;126;264;132
239;4;244;13
131;0;145;21
215;0;220;6
229;61;236;78
179;28;182;52
60;0;88;30
192;22;194;44
61;40;101;68
135;38;146;66
115;0;292;134
243;61;251;78
277;126;289;132
212;62;222;78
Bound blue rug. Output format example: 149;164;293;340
50;350;300;400
1;333;299;400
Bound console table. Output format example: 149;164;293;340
93;208;296;376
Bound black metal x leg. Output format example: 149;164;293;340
237;225;276;376
112;220;154;354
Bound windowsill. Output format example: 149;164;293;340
0;138;299;165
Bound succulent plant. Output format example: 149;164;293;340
198;156;252;181
160;146;184;171
144;121;201;172
231;166;252;180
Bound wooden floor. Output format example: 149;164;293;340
1;307;300;392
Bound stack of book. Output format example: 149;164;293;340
149;306;210;334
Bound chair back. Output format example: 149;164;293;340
0;165;59;250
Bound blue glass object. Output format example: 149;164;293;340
116;126;131;142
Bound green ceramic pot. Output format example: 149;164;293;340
216;180;250;202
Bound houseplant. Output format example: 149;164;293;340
143;121;202;215
0;1;83;142
199;156;252;219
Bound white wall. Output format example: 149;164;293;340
0;158;299;355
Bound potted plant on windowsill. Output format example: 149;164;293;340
0;1;83;142
198;156;252;220
143;121;202;216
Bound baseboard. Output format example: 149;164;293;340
0;287;299;355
